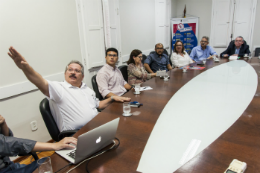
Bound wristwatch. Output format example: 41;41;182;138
111;96;114;101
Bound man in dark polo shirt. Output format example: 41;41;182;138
144;43;172;73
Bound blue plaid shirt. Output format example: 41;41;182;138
144;52;170;72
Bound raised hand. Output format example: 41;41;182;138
0;114;5;125
8;46;29;69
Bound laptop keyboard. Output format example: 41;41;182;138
67;150;76;159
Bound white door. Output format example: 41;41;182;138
164;0;171;52
232;0;256;47
211;0;233;48
155;0;166;45
82;0;106;69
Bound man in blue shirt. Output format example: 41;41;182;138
144;43;172;73
190;36;217;62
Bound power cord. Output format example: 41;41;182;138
63;137;120;173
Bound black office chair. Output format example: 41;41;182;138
163;49;169;56
39;98;78;142
118;65;128;82
91;75;103;101
142;54;147;64
255;47;260;57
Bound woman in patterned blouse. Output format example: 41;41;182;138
127;49;156;85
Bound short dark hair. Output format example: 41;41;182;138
173;40;186;54
127;49;142;65
106;48;118;56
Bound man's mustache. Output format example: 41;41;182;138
70;74;76;78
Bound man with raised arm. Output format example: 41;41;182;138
8;47;130;132
0;114;77;172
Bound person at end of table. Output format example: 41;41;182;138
144;43;172;73
171;40;194;68
190;36;218;62
0;114;77;173
96;48;133;99
7;47;130;132
127;49;156;85
220;36;250;58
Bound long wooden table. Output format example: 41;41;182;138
50;57;260;173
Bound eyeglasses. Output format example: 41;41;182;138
137;55;143;59
176;45;182;47
235;40;243;42
201;41;208;43
156;47;164;50
107;54;118;57
67;68;81;73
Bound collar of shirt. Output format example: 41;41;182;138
200;45;209;51
64;80;86;89
105;63;117;71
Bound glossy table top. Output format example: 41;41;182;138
48;57;260;173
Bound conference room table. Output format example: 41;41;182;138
48;57;260;173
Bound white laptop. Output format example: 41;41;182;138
55;118;120;164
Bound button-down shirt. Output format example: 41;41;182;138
0;128;36;170
96;64;127;98
190;45;217;62
235;47;241;54
144;52;170;72
48;80;100;131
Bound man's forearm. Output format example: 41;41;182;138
144;64;154;73
105;92;117;98
124;83;132;90
98;97;112;109
167;64;173;70
32;142;56;152
22;65;49;97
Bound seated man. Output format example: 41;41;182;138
96;48;133;98
190;36;217;62
0;114;76;173
144;43;172;73
220;36;250;57
7;47;130;132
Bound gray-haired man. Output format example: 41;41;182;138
190;36;217;62
7;47;130;132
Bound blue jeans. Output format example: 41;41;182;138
0;160;40;173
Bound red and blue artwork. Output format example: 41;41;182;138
172;23;198;53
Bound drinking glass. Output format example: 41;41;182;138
202;59;206;64
37;157;53;173
258;53;260;59
248;53;252;59
182;65;187;73
244;54;248;58
164;73;169;81
123;102;131;115
135;84;141;94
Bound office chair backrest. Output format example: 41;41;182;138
91;75;103;101
163;49;169;56
39;98;60;142
142;54;147;64
118;65;128;82
255;47;260;57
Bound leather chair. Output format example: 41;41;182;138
142;54;147;64
91;75;103;101
39;98;78;142
118;65;128;82
255;47;260;57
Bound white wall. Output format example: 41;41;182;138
252;0;260;53
174;0;212;42
171;0;177;18
119;0;155;61
0;0;82;144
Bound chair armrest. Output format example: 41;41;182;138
58;130;79;141
18;151;39;160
